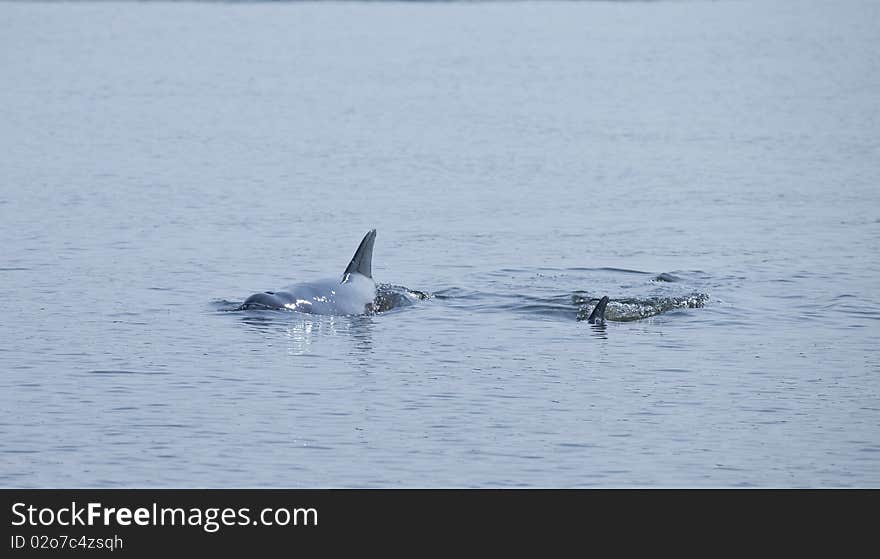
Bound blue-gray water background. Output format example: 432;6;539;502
1;0;878;487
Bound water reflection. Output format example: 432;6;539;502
240;312;374;358
589;322;608;340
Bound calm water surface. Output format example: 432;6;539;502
0;1;878;487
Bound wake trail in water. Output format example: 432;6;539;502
434;267;710;322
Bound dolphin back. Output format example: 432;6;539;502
342;229;376;281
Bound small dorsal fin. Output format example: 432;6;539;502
587;296;609;324
342;229;376;282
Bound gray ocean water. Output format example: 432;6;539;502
1;0;878;487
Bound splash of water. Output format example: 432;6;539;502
574;293;709;322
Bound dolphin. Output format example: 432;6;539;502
240;229;378;315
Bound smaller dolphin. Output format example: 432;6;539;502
241;229;378;315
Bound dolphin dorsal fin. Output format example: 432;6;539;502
342;229;376;282
587;296;610;324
